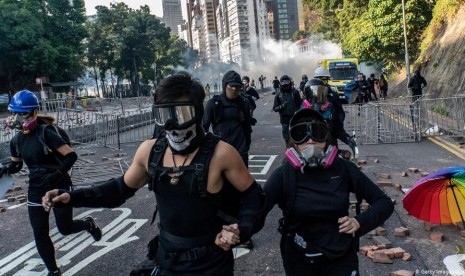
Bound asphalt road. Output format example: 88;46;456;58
1;90;465;275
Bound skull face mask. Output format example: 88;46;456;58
165;123;197;153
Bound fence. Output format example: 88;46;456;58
344;94;465;144
1;95;464;150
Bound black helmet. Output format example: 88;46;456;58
302;74;308;80
242;76;250;83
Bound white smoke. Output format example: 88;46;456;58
242;36;342;83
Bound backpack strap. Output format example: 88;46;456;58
282;160;297;218
191;133;220;198
212;95;222;123
147;134;168;191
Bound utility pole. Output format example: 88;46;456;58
401;0;411;95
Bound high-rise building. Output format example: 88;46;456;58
274;0;299;40
162;0;184;36
216;0;269;67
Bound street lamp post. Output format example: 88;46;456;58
401;0;411;95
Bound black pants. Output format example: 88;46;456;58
280;237;359;276
28;197;90;272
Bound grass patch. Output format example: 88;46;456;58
418;0;462;64
431;105;449;117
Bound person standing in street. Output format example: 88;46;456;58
2;90;101;276
273;75;302;148
408;69;427;102
272;76;280;95
43;73;265;275
379;68;388;100
367;73;378;101
261;109;394;276
203;70;254;167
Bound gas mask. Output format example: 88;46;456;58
285;144;338;173
9;112;38;134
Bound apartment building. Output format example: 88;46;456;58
187;0;271;68
162;0;185;36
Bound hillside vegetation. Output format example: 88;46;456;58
392;1;465;98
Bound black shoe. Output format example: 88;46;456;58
84;217;102;241
47;269;61;276
236;239;254;250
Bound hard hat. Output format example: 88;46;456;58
8;90;40;113
314;67;330;79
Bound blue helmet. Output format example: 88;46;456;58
8;90;40;113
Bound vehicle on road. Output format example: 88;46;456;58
318;58;359;103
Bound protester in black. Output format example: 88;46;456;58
408;69;427;101
2;90;101;276
273;75;302;148
272;76;280;95
367;73;378;101
262;109;394;276
303;78;355;153
43;73;265;275
299;75;308;95
379;69;388;100
203;70;254;167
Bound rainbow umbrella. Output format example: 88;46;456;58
403;167;465;229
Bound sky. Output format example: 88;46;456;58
84;0;184;18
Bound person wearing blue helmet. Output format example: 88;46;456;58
1;90;102;276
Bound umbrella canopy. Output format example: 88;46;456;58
403;167;465;227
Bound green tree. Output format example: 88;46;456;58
341;0;432;68
86;3;190;97
0;0;88;91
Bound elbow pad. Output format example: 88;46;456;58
6;160;23;175
67;176;137;208
59;152;78;173
238;181;266;242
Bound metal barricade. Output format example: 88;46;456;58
343;102;419;144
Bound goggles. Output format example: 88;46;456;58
290;122;329;144
153;103;197;127
281;79;291;85
12;111;30;116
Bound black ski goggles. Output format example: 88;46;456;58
290;122;329;144
153;103;197;127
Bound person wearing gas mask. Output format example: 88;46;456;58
1;90;101;276
273;75;302;148
261;109;394;276
304;78;356;157
43;73;265;275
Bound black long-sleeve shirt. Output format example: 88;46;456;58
263;158;393;255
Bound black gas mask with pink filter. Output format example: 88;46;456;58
153;102;205;155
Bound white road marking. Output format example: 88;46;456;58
0;208;147;275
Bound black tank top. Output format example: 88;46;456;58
154;153;223;239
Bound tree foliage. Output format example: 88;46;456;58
86;3;191;96
302;0;433;69
0;0;87;91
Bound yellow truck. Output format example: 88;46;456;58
318;58;359;103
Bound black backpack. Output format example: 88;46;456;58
146;132;241;224
37;124;72;155
14;123;71;159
